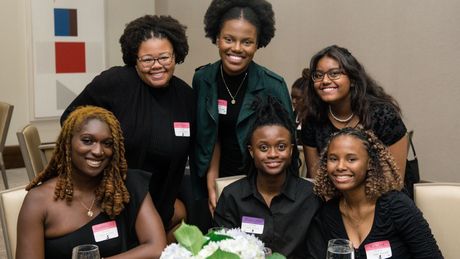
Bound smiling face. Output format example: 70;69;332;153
71;119;113;178
326;135;370;194
248;125;293;176
136;37;176;88
314;56;351;105
217;18;258;76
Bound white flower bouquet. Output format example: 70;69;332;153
160;222;285;259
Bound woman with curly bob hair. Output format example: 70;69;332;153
192;0;295;215
17;106;166;259
61;15;194;241
309;127;442;258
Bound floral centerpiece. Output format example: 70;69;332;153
160;222;285;259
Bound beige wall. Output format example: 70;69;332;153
2;0;459;182
0;0;153;144
157;0;460;182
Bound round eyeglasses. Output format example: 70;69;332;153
311;68;346;82
137;53;174;68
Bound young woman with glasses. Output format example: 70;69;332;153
61;15;194;242
192;0;295;216
299;45;409;184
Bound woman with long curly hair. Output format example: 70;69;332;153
17;106;166;259
192;0;295;216
309;127;442;258
299;45;409;186
61;14;194;241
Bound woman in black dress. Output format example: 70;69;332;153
61;15;194;241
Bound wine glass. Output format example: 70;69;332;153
71;244;101;259
326;239;354;259
263;247;272;257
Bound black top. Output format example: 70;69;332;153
61;66;195;225
214;173;322;258
301;103;407;152
311;191;443;259
44;169;150;259
217;68;249;177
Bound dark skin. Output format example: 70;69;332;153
16;119;167;259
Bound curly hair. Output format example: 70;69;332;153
27;106;130;218
244;96;300;176
314;127;403;200
299;45;401;128
119;15;189;66
204;0;275;48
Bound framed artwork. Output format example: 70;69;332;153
28;0;105;119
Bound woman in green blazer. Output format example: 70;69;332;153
192;0;295;215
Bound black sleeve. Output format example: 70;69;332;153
371;104;407;146
305;212;328;259
213;188;240;229
386;192;443;258
300;120;318;148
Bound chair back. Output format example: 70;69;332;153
215;175;246;201
414;182;460;258
0;102;14;189
17;124;44;181
0;185;27;259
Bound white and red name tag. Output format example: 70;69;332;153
218;99;228;115
92;220;119;242
173;122;190;137
365;240;392;259
241;216;264;234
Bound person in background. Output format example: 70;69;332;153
214;97;321;258
192;0;295;216
299;45;408;182
17;106;166;259
291;68;309;145
61;15;194;242
310;127;442;258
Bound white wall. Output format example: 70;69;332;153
0;0;154;145
157;0;460;182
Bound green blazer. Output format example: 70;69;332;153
191;61;294;180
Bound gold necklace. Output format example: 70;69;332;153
220;65;247;105
78;196;96;217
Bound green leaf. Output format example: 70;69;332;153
267;252;286;259
203;232;233;246
206;248;240;259
174;221;207;255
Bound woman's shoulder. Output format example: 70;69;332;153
193;61;219;77
377;191;415;216
22;179;57;215
171;76;193;94
252;62;285;83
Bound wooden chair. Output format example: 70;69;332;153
414;182;460;258
0;102;14;189
0;185;27;259
17;124;46;181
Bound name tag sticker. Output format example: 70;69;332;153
365;240;392;259
92;220;119;242
218;99;227;115
174;122;190;137
241;216;264;234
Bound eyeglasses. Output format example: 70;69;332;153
311;68;346;82
137;53;174;68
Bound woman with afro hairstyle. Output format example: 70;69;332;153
17;106;166;259
192;0;295;215
309;127;442;258
214;96;321;258
61;15;194;241
299;45;411;192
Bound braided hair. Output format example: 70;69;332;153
245;96;300;176
314;127;403;200
27;106;130;218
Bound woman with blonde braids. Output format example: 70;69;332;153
308;127;442;258
17;106;166;259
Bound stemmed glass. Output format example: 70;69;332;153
71;244;101;259
326;239;355;259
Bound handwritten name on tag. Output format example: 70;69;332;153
218;99;228;115
174;122;190;137
92;220;119;242
365;240;392;259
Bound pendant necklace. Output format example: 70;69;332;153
220;65;247;105
329;105;354;123
79;195;96;217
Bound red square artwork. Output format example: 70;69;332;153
55;42;86;73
